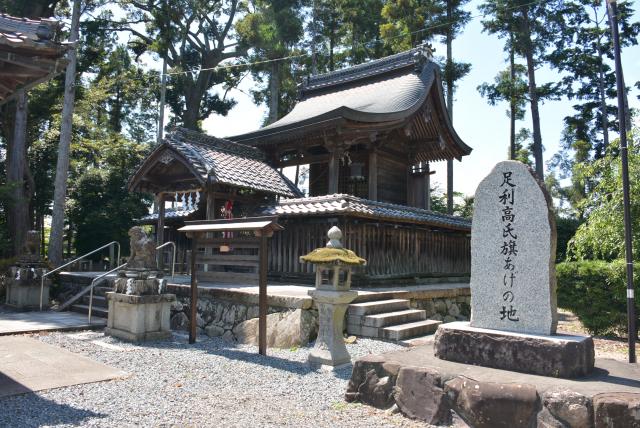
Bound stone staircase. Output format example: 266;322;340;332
69;285;110;319
347;292;441;341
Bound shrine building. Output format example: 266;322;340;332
130;46;473;286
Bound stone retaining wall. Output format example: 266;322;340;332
412;296;471;322
166;284;318;343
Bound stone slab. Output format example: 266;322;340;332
434;322;594;378
0;306;106;335
0;335;126;398
348;342;639;398
470;160;558;335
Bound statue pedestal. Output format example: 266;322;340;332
5;266;50;310
308;289;358;368
105;292;176;342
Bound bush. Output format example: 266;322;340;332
557;260;640;337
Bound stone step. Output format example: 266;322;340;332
81;295;108;308
352;291;409;303
362;309;426;328
382;319;442;341
70;304;108;319
347;299;410;316
94;286;112;296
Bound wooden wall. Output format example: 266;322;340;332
377;155;407;205
268;216;470;283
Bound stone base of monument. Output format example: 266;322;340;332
5;266;50;310
105;292;176;342
434;321;594;378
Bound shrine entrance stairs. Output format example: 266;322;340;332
346;292;442;342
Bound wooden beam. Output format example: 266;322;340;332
275;153;329;168
206;185;216;220
156;193;165;269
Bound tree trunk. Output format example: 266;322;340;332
445;0;454;215
48;0;81;266
268;61;280;124
6;90;29;256
521;9;544;179
509;40;517;160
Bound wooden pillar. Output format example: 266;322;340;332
368;149;378;201
206;187;216;220
328;148;340;194
258;233;269;355
156;193;165;246
447;159;453;214
189;233;198;344
425;163;432;211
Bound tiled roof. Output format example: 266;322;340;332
0;14;66;55
261;194;471;230
134;128;302;198
229;46;471;162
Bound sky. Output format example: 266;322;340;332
201;1;640;198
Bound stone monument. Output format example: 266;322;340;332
434;161;594;378
105;227;176;342
300;226;366;368
5;230;50;309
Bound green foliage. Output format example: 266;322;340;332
555;216;581;262
430;188;474;218
557;260;639;337
69;136;151;258
568;130;640;260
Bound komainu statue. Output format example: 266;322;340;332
126;226;157;270
18;230;43;266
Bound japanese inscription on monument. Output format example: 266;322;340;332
470;161;558;335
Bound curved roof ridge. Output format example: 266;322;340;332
300;46;430;96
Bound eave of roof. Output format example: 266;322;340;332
261;194;471;231
0;14;69;105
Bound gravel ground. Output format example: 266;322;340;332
0;331;430;428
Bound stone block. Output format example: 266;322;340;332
444;376;539;428
593;392;640;428
105;292;176;342
393;366;450;425
434;322;594;378
542;388;593;428
345;354;402;409
233;309;318;348
5;267;50;310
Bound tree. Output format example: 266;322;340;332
478;59;528;160
115;0;244;130
480;0;564;178
568;128;640;261
49;0;81;266
235;0;305;123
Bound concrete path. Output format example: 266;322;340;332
0;335;126;398
0;306;106;336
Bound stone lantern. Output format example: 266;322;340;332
300;226;366;367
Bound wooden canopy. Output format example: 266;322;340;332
0;14;68;104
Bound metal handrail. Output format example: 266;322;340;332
88;263;127;324
156;241;176;278
40;241;121;310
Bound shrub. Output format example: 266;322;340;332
556;260;640;337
